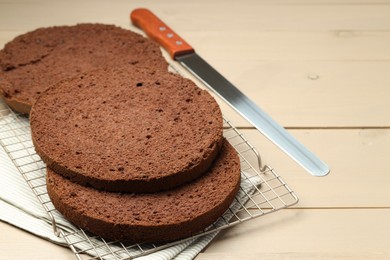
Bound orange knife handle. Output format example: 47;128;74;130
130;8;194;59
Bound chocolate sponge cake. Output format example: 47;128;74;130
31;68;223;193
0;23;168;114
46;140;241;243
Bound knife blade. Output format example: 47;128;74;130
130;8;330;176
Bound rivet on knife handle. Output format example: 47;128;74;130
130;8;330;177
130;8;194;59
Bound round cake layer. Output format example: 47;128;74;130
46;140;241;243
31;68;223;193
0;23;168;114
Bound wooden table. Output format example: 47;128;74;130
1;0;389;259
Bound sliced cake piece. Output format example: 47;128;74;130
31;68;223;193
0;23;168;114
46;140;241;243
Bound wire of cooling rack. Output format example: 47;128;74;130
0;101;298;260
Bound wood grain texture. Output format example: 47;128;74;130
205;209;390;257
241;129;390;208
0;221;75;260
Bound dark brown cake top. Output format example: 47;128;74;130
31;68;223;192
46;140;241;242
0;23;168;113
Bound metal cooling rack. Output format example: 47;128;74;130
0;100;298;260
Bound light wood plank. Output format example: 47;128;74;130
189;31;390;63
204;209;390;258
240;129;390;208
0;221;75;260
197;252;390;260
171;60;390;128
2;0;390;31
232;61;390;127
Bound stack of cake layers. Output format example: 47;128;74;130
0;24;241;243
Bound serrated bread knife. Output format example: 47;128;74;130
130;8;330;176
